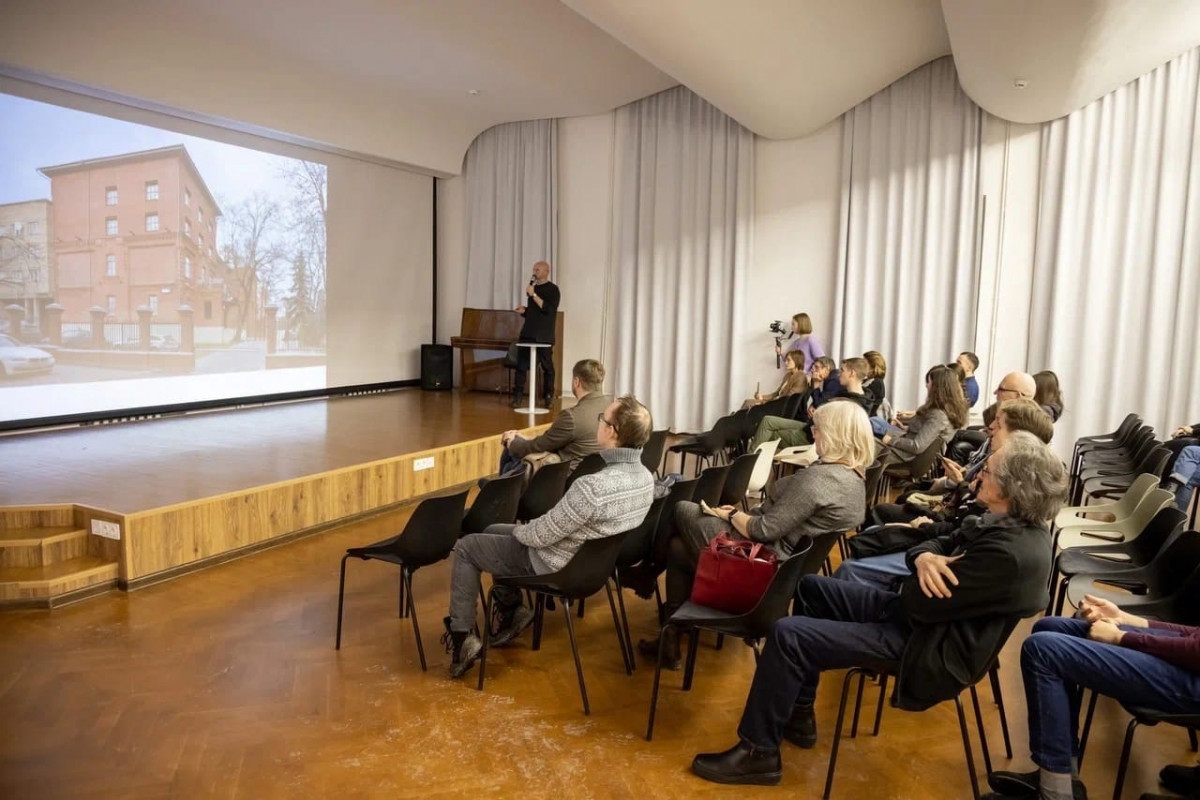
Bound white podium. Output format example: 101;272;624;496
514;342;551;414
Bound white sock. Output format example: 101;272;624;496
1039;769;1073;800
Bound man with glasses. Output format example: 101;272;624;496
994;371;1037;402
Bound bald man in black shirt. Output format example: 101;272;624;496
513;260;560;407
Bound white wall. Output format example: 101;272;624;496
436;174;467;384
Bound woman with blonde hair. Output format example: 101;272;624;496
743;351;809;409
777;312;824;375
638;400;872;669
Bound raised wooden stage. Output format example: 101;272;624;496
0;389;549;605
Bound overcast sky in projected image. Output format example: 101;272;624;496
0;93;300;213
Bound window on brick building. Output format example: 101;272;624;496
106;217;118;236
145;181;159;201
106;186;118;206
146;213;159;232
106;254;116;276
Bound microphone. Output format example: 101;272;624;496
529;274;536;286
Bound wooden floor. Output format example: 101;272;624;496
0;389;540;513
0;500;1191;800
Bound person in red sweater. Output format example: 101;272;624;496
986;594;1200;800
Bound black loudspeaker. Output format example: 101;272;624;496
420;344;453;390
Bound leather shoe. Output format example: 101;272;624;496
1160;763;1200;795
988;770;1088;800
691;740;782;786
782;703;817;748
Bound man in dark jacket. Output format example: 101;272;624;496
690;432;1067;786
498;359;611;475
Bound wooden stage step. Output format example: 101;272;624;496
0;526;89;568
0;555;119;607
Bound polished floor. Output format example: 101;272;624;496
0;498;1190;800
0;389;539;512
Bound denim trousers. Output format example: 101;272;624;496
1168;444;1200;511
1020;616;1200;773
737;575;910;749
832;552;911;592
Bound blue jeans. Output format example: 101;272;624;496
737;575;910;749
1169;445;1200;510
1020;616;1200;773
832;552;911;591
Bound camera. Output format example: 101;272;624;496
769;320;787;335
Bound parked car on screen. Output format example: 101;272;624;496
149;334;180;351
0;334;55;377
61;331;94;348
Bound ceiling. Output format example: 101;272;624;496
3;0;1200;174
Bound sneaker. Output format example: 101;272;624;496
1160;763;1200;795
490;605;535;647
441;616;483;679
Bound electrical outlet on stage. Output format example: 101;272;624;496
413;456;435;471
91;520;121;540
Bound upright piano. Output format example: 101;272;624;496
450;308;564;396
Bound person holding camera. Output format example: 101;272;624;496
773;313;824;374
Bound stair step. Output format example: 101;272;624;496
0;527;90;568
0;556;119;606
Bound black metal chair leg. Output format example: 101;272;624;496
989;665;1013;759
398;568;407;618
823;668;863;799
715;633;725;650
335;555;350;649
1112;718;1140;800
872;674;888;736
612;573;636;671
477;587;495;691
1079;690;1099;765
850;671;867;738
532;593;546;651
577;597;586;619
604;581;633;675
404;569;427;672
955;694;981;800
1190;727;1198;752
646;623;673;741
561;599;590;715
682;628;700;690
969;683;993;777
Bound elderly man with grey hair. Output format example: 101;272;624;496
691;431;1067;786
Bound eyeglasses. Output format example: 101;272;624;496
995;385;1020;395
980;463;994;476
597;413;619;434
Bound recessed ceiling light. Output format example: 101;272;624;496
467;89;481;96
1013;79;1029;89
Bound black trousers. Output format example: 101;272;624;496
513;339;555;399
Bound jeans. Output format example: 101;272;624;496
737;575;910;749
1168;444;1200;511
1019;616;1200;773
832;552;911;591
449;525;550;632
870;417;904;437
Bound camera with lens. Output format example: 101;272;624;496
769;320;787;335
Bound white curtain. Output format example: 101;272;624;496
605;86;754;433
463;119;557;308
1028;46;1200;450
833;57;982;410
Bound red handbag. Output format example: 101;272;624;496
690;534;779;614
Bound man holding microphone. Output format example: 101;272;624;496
513;260;560;408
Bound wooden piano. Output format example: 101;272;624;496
450;308;564;396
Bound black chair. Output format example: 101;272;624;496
641;429;669;477
1050;507;1186;615
1080;446;1171;502
461;473;524;535
564;452;606;493
335;489;470;670
1062;529;1200;613
718;452;760;508
477;531;632;714
693;465;730;507
643;478;699;581
610;497;668;668
645;537;816;740
670;414;741;476
517;459;573;521
822;617;1026;800
881;437;946;494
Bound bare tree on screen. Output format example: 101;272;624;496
0;232;46;335
279;161;326;347
219;193;285;344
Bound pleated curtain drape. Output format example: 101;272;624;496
833;57;983;411
1028;47;1200;450
604;86;755;433
463;119;558;309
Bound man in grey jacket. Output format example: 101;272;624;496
497;359;612;475
444;394;656;678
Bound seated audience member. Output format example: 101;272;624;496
948;361;970;404
639;401;874;670
862;350;888;417
742;351;808;409
1033;369;1065;422
1163;445;1200;512
834;357;873;413
690;433;1067;786
838;399;1055;590
994;370;1037;405
748;357;841;450
1165;418;1200;476
958;351;981;407
497;359;611;475
985;595;1200;800
443;395;654;678
876;365;967;467
777;312;824;375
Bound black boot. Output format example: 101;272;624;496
782;702;817;748
987;769;1089;800
637;626;681;670
691;740;782;786
440;616;482;679
1160;763;1200;795
618;563;661;600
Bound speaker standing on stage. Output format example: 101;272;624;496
513;260;560;407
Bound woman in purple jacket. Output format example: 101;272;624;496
776;312;825;375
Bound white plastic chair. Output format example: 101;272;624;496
1055;489;1174;551
744;439;780;507
1053;473;1161;530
